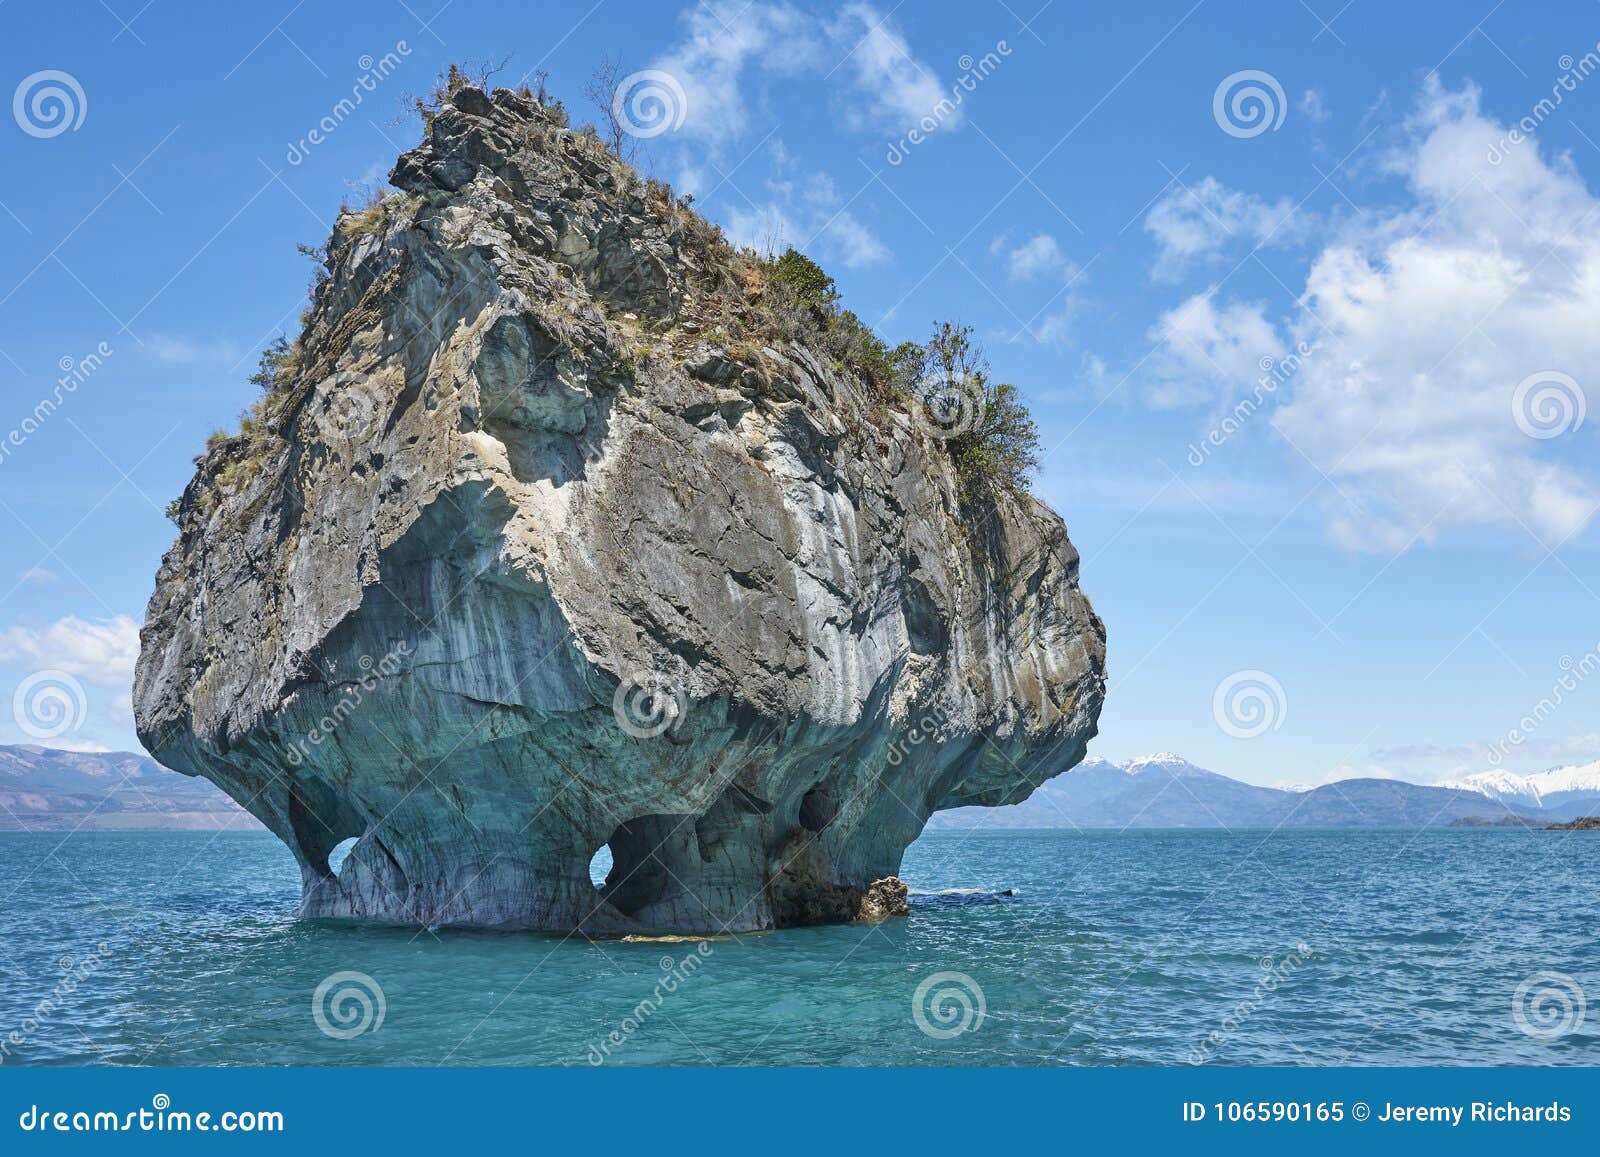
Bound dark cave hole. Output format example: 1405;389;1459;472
798;784;838;832
591;814;691;917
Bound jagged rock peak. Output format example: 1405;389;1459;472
133;81;1106;934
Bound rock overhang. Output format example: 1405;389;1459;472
133;80;1106;934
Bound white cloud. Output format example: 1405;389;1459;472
1004;233;1072;283
1142;292;1283;409
1144;176;1309;278
44;739;114;753
831;2;957;134
987;233;1086;343
1299;89;1329;124
650;3;935;272
1032;304;1075;345
652;1;824;146
722;150;890;268
1273;78;1600;549
723;203;798;256
819;210;891;268
651;1;950;147
1135;79;1600;550
16;567;58;587
0;615;140;688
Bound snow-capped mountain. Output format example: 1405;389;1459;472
5;743;1598;832
929;753;1599;829
1440;760;1600;812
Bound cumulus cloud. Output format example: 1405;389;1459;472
651;0;950;148
1141;292;1284;409
1144;176;1309;278
0;615;140;688
1273;78;1600;550
1002;233;1073;283
1134;79;1600;550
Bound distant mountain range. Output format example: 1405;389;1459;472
4;744;1598;832
929;752;1600;829
0;744;260;831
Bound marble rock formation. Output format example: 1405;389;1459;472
133;82;1106;934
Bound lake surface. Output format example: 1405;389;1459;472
1;828;1595;1066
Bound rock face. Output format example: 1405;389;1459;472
855;878;911;922
133;84;1106;934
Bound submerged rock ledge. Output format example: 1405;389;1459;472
133;83;1105;934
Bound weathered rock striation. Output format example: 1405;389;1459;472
133;83;1105;934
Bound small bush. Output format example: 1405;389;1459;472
756;247;908;398
408;60;515;127
918;323;1041;494
765;248;839;318
249;335;298;394
337;190;419;241
949;380;1040;493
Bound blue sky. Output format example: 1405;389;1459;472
3;0;1600;787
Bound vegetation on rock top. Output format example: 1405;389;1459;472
169;64;1044;525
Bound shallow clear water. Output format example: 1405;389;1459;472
1;828;1596;1066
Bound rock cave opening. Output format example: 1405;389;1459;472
592;814;697;919
587;844;613;890
798;784;838;833
327;837;359;877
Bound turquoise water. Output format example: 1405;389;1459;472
1;828;1596;1066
